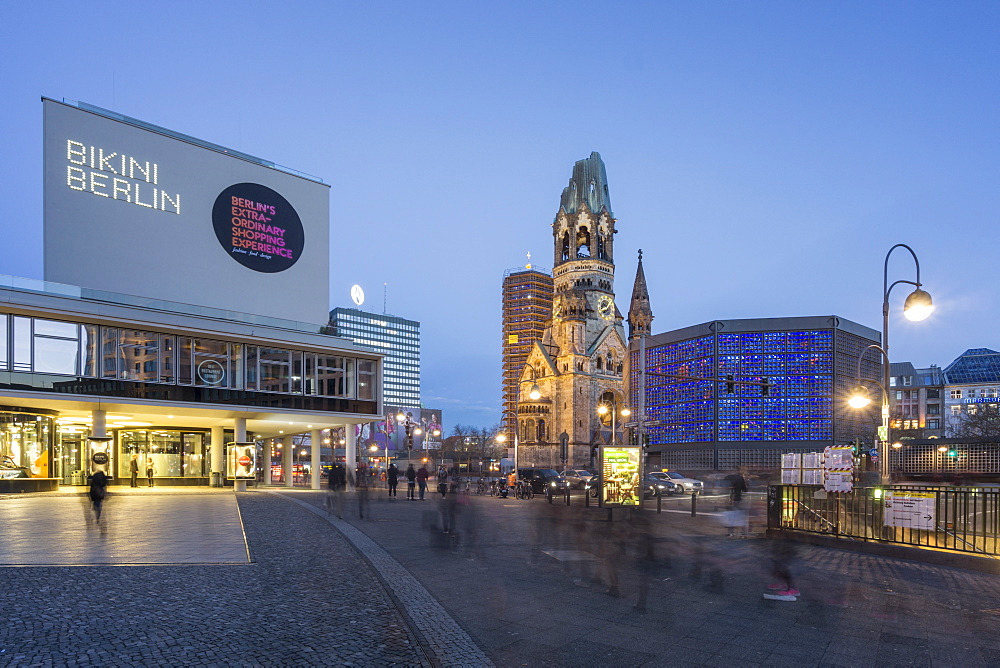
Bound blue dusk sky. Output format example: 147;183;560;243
1;2;998;429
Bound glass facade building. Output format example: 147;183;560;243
630;316;881;471
328;308;420;406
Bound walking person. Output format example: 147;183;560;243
326;463;346;518
387;463;399;498
145;457;155;487
405;464;416;500
416;464;429;501
763;533;800;601
89;469;109;523
437;465;448;498
129;454;139;487
356;468;370;519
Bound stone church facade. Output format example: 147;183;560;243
516;153;630;470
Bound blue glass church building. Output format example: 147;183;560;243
630;316;881;471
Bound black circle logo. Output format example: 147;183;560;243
92;452;109;465
213;183;304;273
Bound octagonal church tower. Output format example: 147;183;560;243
517;152;627;470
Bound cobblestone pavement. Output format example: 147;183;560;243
0;492;427;667
286;487;1000;667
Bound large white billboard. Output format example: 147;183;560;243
43;98;330;325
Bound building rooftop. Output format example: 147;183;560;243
944;348;1000;384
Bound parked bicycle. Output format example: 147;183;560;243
475;477;489;496
515;479;534;500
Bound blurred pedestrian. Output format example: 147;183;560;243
405;463;416;500
326;463;346;518
726;468;749;509
145;457;155;487
129;454;139;487
387;463;399;498
763;534;800;601
356;468;370;519
89;469;109;522
437;466;448;497
416;464;429;500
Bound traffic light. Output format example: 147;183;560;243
762;377;770;397
725;375;735;394
947;449;958;457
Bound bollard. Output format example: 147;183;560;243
657;493;662;514
565;489;571;506
548;489;554;504
585;489;590;507
690;491;698;516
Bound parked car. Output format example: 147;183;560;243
650;471;704;494
563;469;595;489
518;468;572;495
643;474;680;497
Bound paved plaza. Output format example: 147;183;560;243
3;486;1000;666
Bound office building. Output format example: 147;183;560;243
328;308;420;407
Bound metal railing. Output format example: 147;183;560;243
767;484;1000;557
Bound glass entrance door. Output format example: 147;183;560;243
181;432;205;478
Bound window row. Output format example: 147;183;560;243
0;314;377;400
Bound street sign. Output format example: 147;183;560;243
869;448;878;458
884;491;936;530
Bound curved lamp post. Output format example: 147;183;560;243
853;245;933;483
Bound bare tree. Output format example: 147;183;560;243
948;403;1000;440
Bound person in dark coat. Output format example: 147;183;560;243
89;470;109;522
326;463;347;518
405;464;417;500
129;454;139;487
387;463;399;498
726;469;749;509
416;465;430;500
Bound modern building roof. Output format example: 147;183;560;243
944;348;1000;384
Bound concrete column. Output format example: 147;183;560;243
211;426;224;487
283;435;294;488
345;424;357;491
310;429;322;490
234;418;247;442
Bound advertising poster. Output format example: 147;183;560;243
885;491;936;530
599;446;641;507
43;99;329;324
227;442;256;480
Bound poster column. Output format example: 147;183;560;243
310;429;322;490
88;409;111;476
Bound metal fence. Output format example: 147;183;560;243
767;484;1000;557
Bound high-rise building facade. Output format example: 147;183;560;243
501;266;553;439
328;308;420;406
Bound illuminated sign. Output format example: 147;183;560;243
196;359;226;385
599;446;641;507
227;442;256;480
213;183;304;273
43;98;330;324
64;140;181;214
351;284;365;306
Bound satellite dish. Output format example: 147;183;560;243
351;284;365;306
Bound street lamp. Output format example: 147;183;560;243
597;400;631;446
498;408;520;473
852;244;933;484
